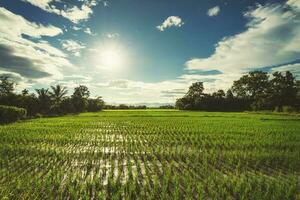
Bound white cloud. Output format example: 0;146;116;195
156;16;184;31
93;73;236;104
186;2;300;74
179;73;241;93
207;6;220;17
22;0;99;23
105;33;119;39
270;63;300;76
287;0;300;11
183;1;300;96
72;26;81;31
0;7;62;38
95;78;189;104
102;1;109;7
0;7;73;82
84;27;96;35
61;40;86;57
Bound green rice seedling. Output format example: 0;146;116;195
0;110;299;199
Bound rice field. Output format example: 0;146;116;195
0;110;300;199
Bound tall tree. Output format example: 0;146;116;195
35;88;51;114
232;71;270;110
232;71;270;100
185;82;204;99
71;85;90;112
49;85;68;104
72;85;90;99
269;71;297;110
296;80;300;111
19;91;39;116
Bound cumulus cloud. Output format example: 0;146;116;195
22;0;99;23
0;44;50;78
207;6;220;17
156;16;184;31
0;7;62;38
182;1;300;96
58;68;234;104
98;74;238;104
179;73;242;93
93;77;194;104
186;1;300;74
61;40;86;57
0;7;73;81
0;70;31;91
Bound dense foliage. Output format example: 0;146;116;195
176;71;300;111
104;104;147;109
159;105;175;109
0;76;104;118
0;110;299;199
0;105;27;123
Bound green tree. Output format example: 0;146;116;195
50;85;68;104
226;89;234;100
212;90;225;99
21;89;29;96
296;80;300;111
19;93;39;116
232;71;269;99
87;97;105;112
71;85;90;112
185;82;204;100
60;97;75;114
270;71;297;111
73;85;90;99
35;88;51;114
232;71;270;110
0;76;14;96
175;97;191;110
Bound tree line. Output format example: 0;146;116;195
176;71;300;112
1;70;299;123
0;76;104;118
104;104;147;109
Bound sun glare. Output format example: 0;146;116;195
101;48;123;68
92;42;127;71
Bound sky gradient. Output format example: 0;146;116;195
0;0;299;105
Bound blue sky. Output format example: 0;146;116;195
0;0;299;104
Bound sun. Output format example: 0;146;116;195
91;41;128;72
101;48;123;68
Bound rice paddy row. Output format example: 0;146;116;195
0;110;299;199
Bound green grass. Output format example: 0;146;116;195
0;110;300;199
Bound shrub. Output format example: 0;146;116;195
0;105;27;123
35;113;43;118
